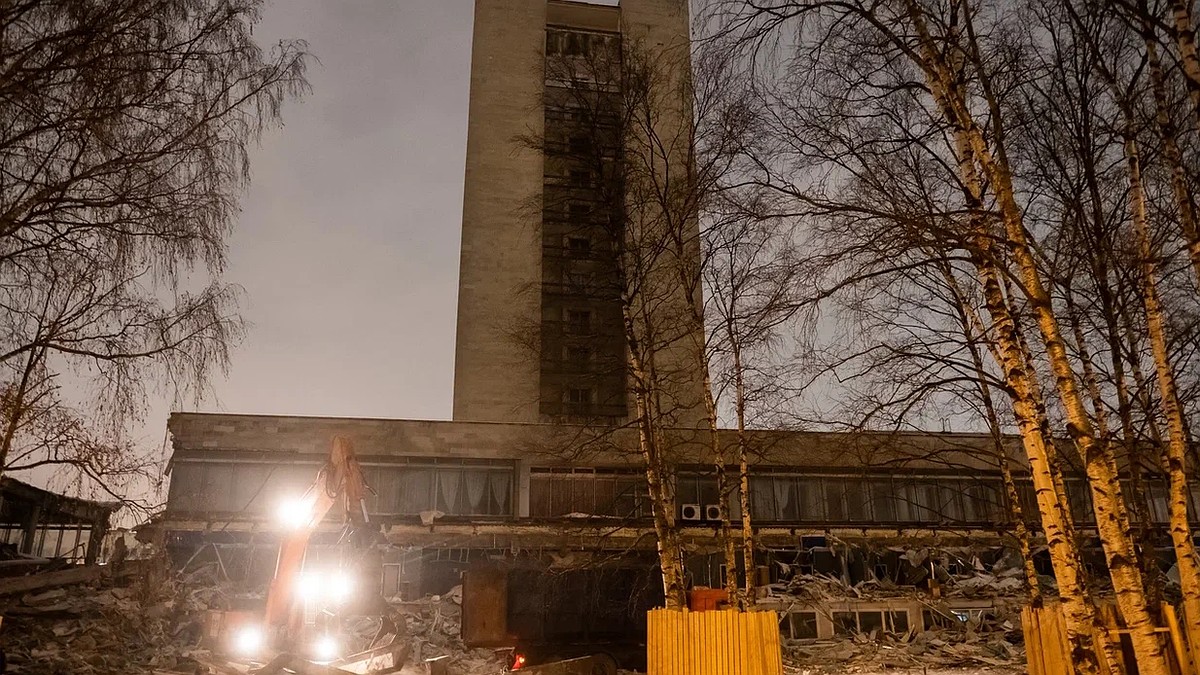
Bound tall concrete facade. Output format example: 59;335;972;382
452;0;701;425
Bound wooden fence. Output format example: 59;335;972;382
1024;602;1196;675
646;608;784;675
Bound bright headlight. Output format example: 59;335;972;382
233;624;264;656
313;634;338;662
330;570;354;604
276;496;313;530
295;572;320;602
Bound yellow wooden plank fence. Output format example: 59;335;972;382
647;608;784;675
1023;602;1197;675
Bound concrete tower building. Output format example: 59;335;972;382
452;0;700;426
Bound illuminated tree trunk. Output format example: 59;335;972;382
729;334;756;604
1120;129;1200;654
700;357;741;605
900;2;1166;665
940;265;1041;602
937;109;1103;671
623;309;687;610
1170;0;1200;134
1143;26;1200;288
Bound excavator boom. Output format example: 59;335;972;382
263;435;370;630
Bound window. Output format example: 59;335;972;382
546;29;618;58
782;611;818;640
869;478;900;521
566;345;591;370
562;270;593;292
569;169;592;187
530;470;647;518
371;464;513;517
567;237;592;257
167;460;315;514
676;475;719;509
568;202;592;220
833;610;909;636
825;478;868;522
833;612;857;636
962;480;1002;523
568;135;592;155
857;611;884;634
566;309;591;334
567;387;594;405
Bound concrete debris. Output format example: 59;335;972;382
1;557;220;674
392;586;507;675
768;545;1029;673
1;557;507;675
779;618;1024;672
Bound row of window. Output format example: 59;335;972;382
530;470;651;518
531;471;1200;526
167;460;513;517
780;608;982;640
0;524;93;563
546;28;619;59
167;460;1200;527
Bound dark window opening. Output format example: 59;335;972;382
832;612;856;637
569;169;591;187
566;309;591;334
857;611;884;635
568;135;592;155
566;345;591;367
784;611;818;640
567;237;592;256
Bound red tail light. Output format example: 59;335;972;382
512;653;527;670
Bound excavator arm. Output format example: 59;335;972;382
263;435;370;631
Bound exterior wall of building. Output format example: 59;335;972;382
163;413;1200;538
453;0;705;426
617;0;708;431
453;0;548;423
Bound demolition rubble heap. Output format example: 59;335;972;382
0;558;506;675
766;544;1033;673
0;542;1051;674
0;558;215;673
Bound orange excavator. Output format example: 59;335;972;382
221;436;408;674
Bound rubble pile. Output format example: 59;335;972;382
1;559;222;674
779;613;1024;672
392;586;507;675
768;545;1029;673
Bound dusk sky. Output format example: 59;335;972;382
187;1;476;422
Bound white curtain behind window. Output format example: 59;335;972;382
489;472;511;515
396;468;432;514
436;470;461;514
463;470;487;514
750;477;775;519
773;478;792;519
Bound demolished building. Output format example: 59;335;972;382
0;477;117;566
155;0;1200;667
155;411;1200;656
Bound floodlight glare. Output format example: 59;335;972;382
329;570;354;604
295;572;321;602
276;496;312;530
312;634;339;662
233;624;264;656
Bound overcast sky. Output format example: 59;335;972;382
181;1;476;422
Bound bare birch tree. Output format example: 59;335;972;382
0;0;308;506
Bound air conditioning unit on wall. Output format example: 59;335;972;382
681;504;702;521
704;504;722;521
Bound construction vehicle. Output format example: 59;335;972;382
212;436;409;674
